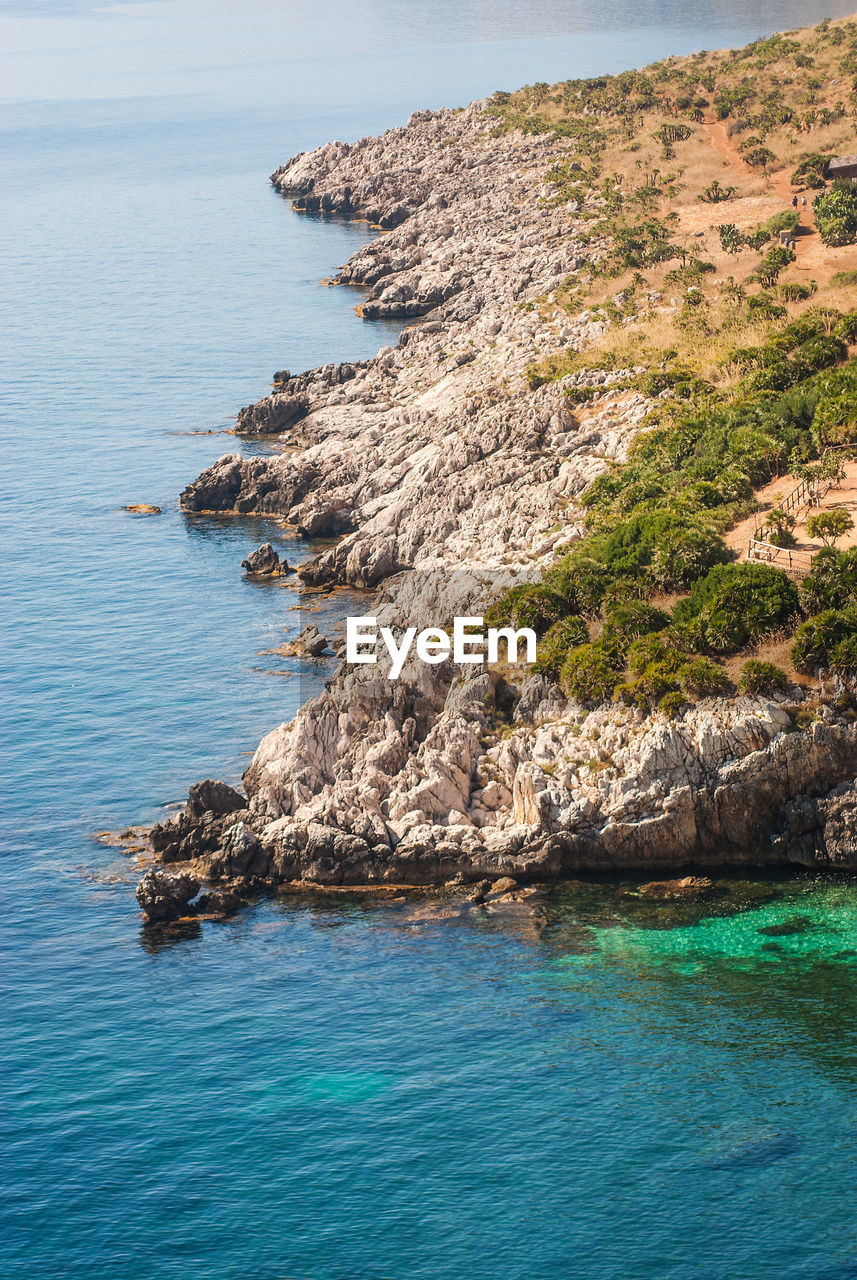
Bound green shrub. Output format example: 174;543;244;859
560;641;622;703
600;601;671;647
800;546;857;613
814;185;857;247
833;311;857;343
600;510;728;590
791;607;857;672
790;152;834;188
487;583;566;635
806;508;855;546
618;633;686;707
744;146;776;170
779;282;815;302
746;295;787;320
673;562;800;653
811;361;857;444
768;314;827;352
541;556;612;617
535;617;589;676
678;656;730;697
739;659;789;695
764;506;797;547
762;210;801;235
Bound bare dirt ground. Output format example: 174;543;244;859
674;117;854;285
725;458;857;559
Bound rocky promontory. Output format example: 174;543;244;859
149;22;857;919
146;649;857;910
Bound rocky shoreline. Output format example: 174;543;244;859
138;92;857;922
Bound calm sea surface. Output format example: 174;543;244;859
3;3;857;1276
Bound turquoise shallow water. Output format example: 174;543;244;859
3;2;857;1276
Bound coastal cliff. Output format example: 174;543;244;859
141;17;857;919
180;102;645;585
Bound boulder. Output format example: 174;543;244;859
187;779;246;820
279;623;329;657
136;869;200;923
241;543;289;575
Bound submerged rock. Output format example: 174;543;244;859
638;876;715;900
194;887;245;919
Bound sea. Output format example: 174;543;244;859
2;2;857;1276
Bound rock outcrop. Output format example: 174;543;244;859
279;623;328;658
136;868;200;923
241;543;289;575
144;653;857;898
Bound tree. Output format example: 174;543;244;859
700;179;737;203
764;506;797;546
814;184;857;247
806;508;855;547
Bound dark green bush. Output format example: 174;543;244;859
541;556;613;617
677;656;731;697
599;511;728;590
559;641;622;703
791;606;857;671
811;361;857;445
600;600;671;647
535;617;589;676
739;659;789;695
673;562;800;652
486;583;568;635
814;184;857;247
799;547;857;613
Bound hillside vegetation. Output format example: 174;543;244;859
486;14;857;712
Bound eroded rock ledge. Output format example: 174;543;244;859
144;663;857;916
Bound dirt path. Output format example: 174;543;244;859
701;118;828;276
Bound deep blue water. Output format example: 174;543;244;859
3;3;857;1277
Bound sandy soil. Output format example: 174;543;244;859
725;458;857;560
675;117;854;284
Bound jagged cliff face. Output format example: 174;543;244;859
242;660;857;879
180;102;649;586
142;96;857;916
147;654;857;895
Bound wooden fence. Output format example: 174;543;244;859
746;538;814;578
